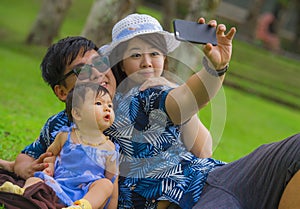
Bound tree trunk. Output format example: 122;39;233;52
185;0;221;21
81;0;136;47
162;0;177;31
26;0;72;46
292;0;300;47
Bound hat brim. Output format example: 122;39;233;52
101;31;180;56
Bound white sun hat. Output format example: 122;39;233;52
99;13;180;56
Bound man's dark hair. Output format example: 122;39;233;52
40;36;98;90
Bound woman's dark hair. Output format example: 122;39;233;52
109;33;168;86
65;83;110;122
41;36;98;90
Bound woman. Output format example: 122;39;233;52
101;13;300;209
101;13;233;208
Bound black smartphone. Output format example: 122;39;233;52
173;19;217;46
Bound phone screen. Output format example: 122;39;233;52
173;19;217;46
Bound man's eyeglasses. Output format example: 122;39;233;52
56;56;110;84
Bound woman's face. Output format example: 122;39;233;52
121;37;166;83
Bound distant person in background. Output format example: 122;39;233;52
255;2;283;52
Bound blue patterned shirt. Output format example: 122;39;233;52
106;86;225;209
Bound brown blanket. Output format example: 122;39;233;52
0;169;65;209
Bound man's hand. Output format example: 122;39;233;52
14;152;52;179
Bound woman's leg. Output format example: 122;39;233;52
278;170;300;209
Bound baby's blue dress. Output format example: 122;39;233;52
106;86;225;209
34;127;119;206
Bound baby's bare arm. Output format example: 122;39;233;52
42;132;68;176
46;132;67;156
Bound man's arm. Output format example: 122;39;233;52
0;159;15;172
14;132;65;179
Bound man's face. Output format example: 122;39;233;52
62;49;116;100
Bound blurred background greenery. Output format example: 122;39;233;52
0;0;300;163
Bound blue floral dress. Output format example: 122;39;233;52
106;86;225;209
35;127;119;207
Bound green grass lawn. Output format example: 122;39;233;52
227;41;300;110
0;0;300;164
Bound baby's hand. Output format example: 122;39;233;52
43;163;54;176
43;156;55;176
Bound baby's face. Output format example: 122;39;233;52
93;93;115;131
79;89;115;132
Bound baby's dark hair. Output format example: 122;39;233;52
41;36;98;91
66;82;111;122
